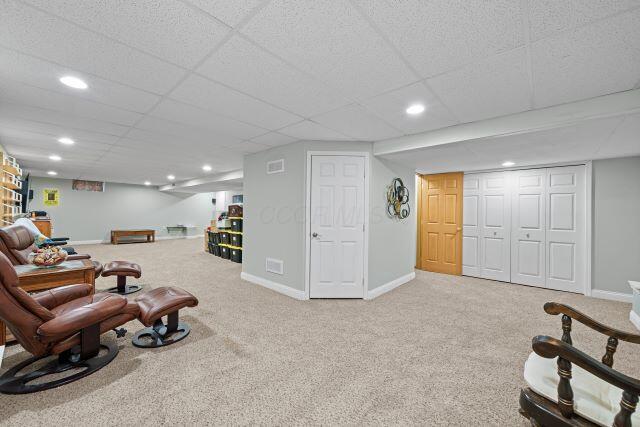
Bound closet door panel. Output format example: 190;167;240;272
546;166;585;293
480;172;511;281
511;169;546;287
462;175;481;277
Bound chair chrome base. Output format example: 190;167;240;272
0;341;118;394
132;312;191;348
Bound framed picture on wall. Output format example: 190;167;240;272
72;180;105;192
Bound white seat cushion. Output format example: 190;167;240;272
524;352;639;426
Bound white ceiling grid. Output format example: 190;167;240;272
0;0;637;184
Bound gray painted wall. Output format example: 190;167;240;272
28;177;215;242
592;156;640;295
243;140;416;293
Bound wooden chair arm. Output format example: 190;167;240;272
544;302;640;344
533;335;640;395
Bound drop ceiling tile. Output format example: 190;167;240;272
20;159;98;176
241;0;416;100
24;0;230;68
170;74;301;130
0;80;142;126
250;132;298;146
149;98;266;139
197;36;349;117
427;48;531;123
186;0;265;27
362;82;458;135
532;10;640;108
311;104;402;141
128;125;238;150
0;127;112;153
7;143;105;163
354;0;525;78
528;0;640;41
597;113;640;158
230;141;271;154
279;120;352;141
0;47;160;113
0;103;130;136
0;117;122;145
0;0;186;93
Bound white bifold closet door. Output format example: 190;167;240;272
545;166;585;293
464;165;586;294
511;169;547;287
462;172;511;281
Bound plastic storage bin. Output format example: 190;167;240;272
229;232;242;247
230;246;242;263
219;232;230;245
231;218;243;232
220;245;230;259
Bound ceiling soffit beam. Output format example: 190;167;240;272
159;169;243;192
373;89;640;156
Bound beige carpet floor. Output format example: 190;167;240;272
1;238;638;425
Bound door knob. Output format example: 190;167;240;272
493;231;497;236
526;233;530;238
312;232;319;238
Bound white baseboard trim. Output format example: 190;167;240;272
366;272;416;300
630;310;640;332
591;289;633;303
240;272;307;300
68;239;103;245
69;235;202;245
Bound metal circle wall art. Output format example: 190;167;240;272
386;178;410;219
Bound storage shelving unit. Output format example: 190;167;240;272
207;205;243;263
1;152;22;225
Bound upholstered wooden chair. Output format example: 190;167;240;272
520;302;640;426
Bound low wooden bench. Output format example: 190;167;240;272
110;229;155;245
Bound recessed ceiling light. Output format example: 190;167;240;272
502;161;515;167
144;181;151;186
202;165;212;172
58;137;75;145
59;75;88;90
167;174;175;181
47;171;57;176
406;103;425;115
49;154;61;161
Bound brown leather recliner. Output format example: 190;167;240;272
0;251;139;394
0;224;103;276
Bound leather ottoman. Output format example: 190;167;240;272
132;287;198;348
101;261;142;295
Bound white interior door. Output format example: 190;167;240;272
310;155;365;298
545;166;585;293
511;169;547;287
463;172;511;281
480;172;511;281
462;175;481;277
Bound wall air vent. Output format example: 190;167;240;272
266;258;284;275
266;159;285;174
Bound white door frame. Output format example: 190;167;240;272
305;151;370;299
462;160;592;296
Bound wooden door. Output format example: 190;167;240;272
418;172;463;275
